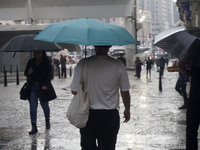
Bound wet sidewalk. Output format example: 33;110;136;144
0;62;189;150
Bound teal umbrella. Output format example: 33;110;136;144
34;18;136;46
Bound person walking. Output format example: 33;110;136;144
146;57;152;78
135;57;142;78
60;54;67;78
175;61;189;109
24;50;57;135
159;56;165;76
70;45;131;150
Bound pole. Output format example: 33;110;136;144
16;65;19;85
134;0;137;54
70;66;72;77
3;65;7;87
58;66;60;78
10;65;12;74
159;69;162;92
28;0;33;24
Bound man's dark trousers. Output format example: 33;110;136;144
80;109;120;150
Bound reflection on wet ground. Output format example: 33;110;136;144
0;62;190;149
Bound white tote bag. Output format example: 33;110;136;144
67;84;89;128
67;60;89;128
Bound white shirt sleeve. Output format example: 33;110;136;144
70;61;82;91
119;66;131;91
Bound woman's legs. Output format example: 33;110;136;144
29;85;51;133
39;98;50;119
29;85;40;134
29;85;39;123
39;92;50;129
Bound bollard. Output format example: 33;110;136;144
159;70;162;92
10;65;12;74
16;65;19;85
64;67;67;78
58;67;60;78
70;66;72;77
4;69;7;87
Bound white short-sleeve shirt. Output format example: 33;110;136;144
70;55;130;110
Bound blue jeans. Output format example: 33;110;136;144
175;79;188;105
80;109;120;150
29;85;50;123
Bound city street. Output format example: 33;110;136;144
0;61;189;150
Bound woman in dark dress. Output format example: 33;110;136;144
24;50;57;134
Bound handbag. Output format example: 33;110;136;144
167;66;178;72
67;60;89;128
20;82;31;100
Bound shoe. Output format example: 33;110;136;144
29;122;38;135
179;105;187;109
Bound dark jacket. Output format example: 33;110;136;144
146;60;152;69
24;58;57;101
189;65;200;103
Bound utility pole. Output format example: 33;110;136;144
28;0;33;24
134;0;138;54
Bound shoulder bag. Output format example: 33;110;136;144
20;82;31;100
67;60;89;128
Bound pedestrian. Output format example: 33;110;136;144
175;61;189;109
186;64;200;150
159;56;165;76
165;57;169;66
70;45;131;150
117;53;126;66
60;54;67;78
24;50;57;135
48;56;54;80
53;58;60;72
135;57;143;78
146;57;152;78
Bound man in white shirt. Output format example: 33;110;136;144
70;45;131;150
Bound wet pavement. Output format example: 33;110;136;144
0;61;191;150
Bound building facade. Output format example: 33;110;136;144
176;0;200;27
137;0;175;35
137;10;152;50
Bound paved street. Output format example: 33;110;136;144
0;61;190;150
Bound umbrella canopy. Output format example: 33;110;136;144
154;26;200;66
0;34;63;52
133;53;145;63
56;49;69;58
34;18;137;46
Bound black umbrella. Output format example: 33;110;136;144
0;34;63;52
154;26;200;66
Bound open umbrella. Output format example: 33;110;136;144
56;49;69;58
0;34;63;52
34;18;136;46
154;26;200;66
